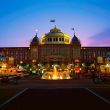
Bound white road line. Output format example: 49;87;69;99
85;88;110;104
0;88;28;108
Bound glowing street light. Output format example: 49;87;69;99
20;61;23;64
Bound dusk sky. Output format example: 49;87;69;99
0;0;110;47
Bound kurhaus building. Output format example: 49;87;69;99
0;26;110;65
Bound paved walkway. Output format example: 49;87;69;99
0;77;110;89
0;88;110;110
0;77;110;110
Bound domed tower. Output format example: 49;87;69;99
30;33;39;63
71;32;81;62
71;34;81;46
41;26;70;44
30;33;39;46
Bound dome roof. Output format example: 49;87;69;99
50;26;61;33
41;26;70;44
32;33;39;43
45;26;65;38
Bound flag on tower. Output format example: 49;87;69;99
72;28;74;30
50;19;55;22
72;28;75;35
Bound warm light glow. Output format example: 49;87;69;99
48;76;51;79
106;64;110;67
20;61;23;64
59;76;63;79
2;64;7;68
32;59;36;63
41;66;71;80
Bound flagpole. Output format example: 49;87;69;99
72;28;75;36
50;19;55;27
35;29;38;35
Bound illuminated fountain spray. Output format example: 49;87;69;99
52;66;58;79
41;66;71;80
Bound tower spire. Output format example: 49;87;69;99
35;29;38;35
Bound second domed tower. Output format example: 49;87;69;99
30;33;39;46
71;33;81;61
30;33;39;63
71;34;81;46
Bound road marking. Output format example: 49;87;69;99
85;88;110;104
0;88;28;108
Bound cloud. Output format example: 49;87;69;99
89;28;110;46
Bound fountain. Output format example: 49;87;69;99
41;66;71;80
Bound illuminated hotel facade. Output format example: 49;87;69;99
0;26;110;66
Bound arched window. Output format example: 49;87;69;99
53;38;55;41
56;38;58;41
59;38;61;41
50;38;52;41
62;38;64;41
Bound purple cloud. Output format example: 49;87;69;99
89;28;110;46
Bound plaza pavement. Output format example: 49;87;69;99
0;76;110;89
0;76;110;110
0;88;110;110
